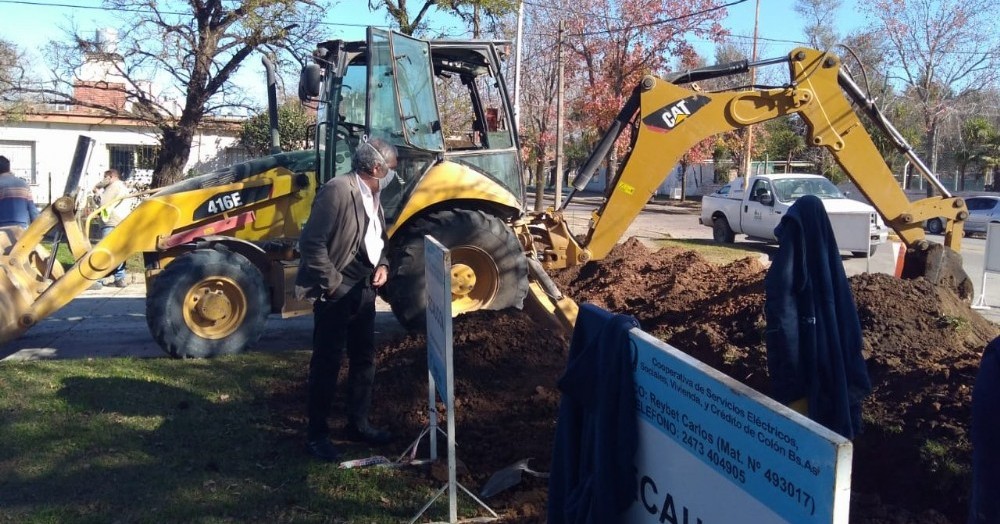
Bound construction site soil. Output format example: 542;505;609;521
366;238;996;523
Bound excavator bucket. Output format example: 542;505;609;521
901;242;974;300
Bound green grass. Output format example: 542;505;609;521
47;242;145;274
650;237;770;266
0;353;469;523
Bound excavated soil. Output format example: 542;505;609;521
350;238;996;522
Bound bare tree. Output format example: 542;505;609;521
370;0;516;36
794;0;842;51
862;0;1000;190
0;39;20;93
16;0;326;187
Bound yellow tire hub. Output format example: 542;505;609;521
182;277;247;339
449;246;499;315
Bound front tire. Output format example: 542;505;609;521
383;209;529;331
146;246;269;358
712;215;736;243
926;218;945;235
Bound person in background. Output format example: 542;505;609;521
0;155;39;228
295;137;397;462
91;168;130;288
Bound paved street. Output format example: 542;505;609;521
0;278;404;361
3;191;998;360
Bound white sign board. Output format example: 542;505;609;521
984;223;1000;274
425;236;453;406
626;329;853;524
423;235;459;522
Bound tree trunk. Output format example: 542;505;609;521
678;161;687;201
152;124;196;188
925;122;938;198
533;154;546;212
605;150;619;199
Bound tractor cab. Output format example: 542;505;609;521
299;28;525;225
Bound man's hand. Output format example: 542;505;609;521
372;265;388;288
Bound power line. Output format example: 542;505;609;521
0;0;387;28
570;0;748;37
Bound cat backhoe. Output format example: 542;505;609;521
0;29;531;356
0;34;972;355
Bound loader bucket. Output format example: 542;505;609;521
0;267;32;345
901;242;974;300
0;226;33;345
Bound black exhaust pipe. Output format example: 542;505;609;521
64;135;96;197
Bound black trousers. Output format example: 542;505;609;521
307;283;377;440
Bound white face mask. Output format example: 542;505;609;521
378;169;396;190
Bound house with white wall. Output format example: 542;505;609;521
0;111;245;205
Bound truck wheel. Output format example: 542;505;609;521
146;247;269;358
383;209;529;331
712;216;736;243
926;218;945;235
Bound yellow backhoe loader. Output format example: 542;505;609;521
0;29;972;357
0;29;531;357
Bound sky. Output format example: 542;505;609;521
1;0;867;109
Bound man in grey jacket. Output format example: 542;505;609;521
295;137;397;462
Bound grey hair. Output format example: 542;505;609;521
352;137;397;174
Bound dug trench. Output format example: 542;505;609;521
307;237;998;523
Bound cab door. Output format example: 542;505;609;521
367;28;446;222
742;179;780;239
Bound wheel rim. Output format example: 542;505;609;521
450;246;499;315
181;277;247;340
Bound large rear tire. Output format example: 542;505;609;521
383;209;529;331
146;246;269;358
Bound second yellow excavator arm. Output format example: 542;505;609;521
519;47;973;330
525;47;966;269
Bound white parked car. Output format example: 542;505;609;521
926;195;1000;236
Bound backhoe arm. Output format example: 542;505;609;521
581;48;964;261
520;47;972;330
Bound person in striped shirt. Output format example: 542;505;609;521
0;155;38;228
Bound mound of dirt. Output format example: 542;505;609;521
370;238;997;523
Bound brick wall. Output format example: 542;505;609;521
73;81;127;112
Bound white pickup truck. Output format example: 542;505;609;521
700;174;889;257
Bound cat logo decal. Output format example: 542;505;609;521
642;95;711;133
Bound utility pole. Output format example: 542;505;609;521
741;0;760;190
513;2;524;131
554;19;565;208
